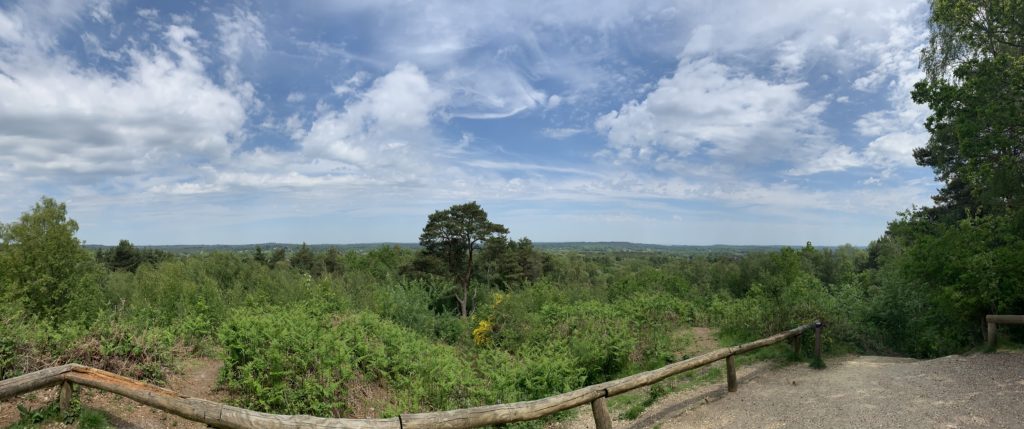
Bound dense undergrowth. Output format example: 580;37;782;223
1;201;1022;423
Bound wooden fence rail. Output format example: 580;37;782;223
986;314;1024;349
0;321;823;429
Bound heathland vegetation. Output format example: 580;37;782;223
1;0;1023;426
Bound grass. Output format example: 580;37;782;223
78;408;113;429
8;402;61;428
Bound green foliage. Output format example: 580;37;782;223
866;214;1024;356
476;237;547;289
913;54;1024;218
418;201;509;317
11;190;1023;420
95;239;171;272
921;0;1024;82
290;243;321;275
9;399;111;429
11;402;62;428
540;301;636;382
0;196;102;322
476;344;585;404
78;408;112;429
219;305;477;417
857;0;1024;357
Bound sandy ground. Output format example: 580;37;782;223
658;352;1024;429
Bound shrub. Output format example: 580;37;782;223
539;302;636;383
475;343;585;404
218;305;478;417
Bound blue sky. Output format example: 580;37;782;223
0;0;939;245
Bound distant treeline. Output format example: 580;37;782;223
83;241;823;256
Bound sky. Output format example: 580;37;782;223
0;0;940;246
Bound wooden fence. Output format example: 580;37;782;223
986;314;1024;348
0;321;823;429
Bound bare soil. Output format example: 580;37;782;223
661;352;1024;429
551;327;1024;429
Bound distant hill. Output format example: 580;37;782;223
533;242;787;255
84;241;806;256
83;242;418;254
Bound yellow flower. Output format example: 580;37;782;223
472;319;493;346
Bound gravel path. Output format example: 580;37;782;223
662;352;1024;429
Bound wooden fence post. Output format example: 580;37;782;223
814;321;823;361
726;355;737;393
59;381;72;415
792;335;801;358
987;321;997;349
590;394;612;429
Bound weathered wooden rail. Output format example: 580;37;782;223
986;314;1024;348
0;321;823;429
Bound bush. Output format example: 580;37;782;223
538;302;636;383
218;305;478;417
475;343;585;404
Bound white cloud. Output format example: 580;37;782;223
849;3;931;171
545;95;562;109
214;7;266;110
80;32;122;60
137;8;159;20
284;114;306;140
542;127;586;139
677;0;927;75
864;131;926;167
0;0;942;246
596;58;828;162
787;144;865;176
300;63;447;169
442;66;547;119
0;5;247;181
332;71;370;96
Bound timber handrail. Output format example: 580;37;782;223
986;314;1024;348
0;321;823;429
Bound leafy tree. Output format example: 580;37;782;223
323;246;343;275
419;202;508;317
914;0;1024;220
913;55;1024;219
290;243;319;275
0;197;100;320
253;246;267;265
864;0;1024;355
269;247;287;268
477;236;546;289
921;0;1024;82
100;239;143;272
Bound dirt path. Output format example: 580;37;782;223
84;357;225;429
1;357;224;428
661;352;1024;429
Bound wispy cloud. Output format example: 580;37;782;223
0;0;938;245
